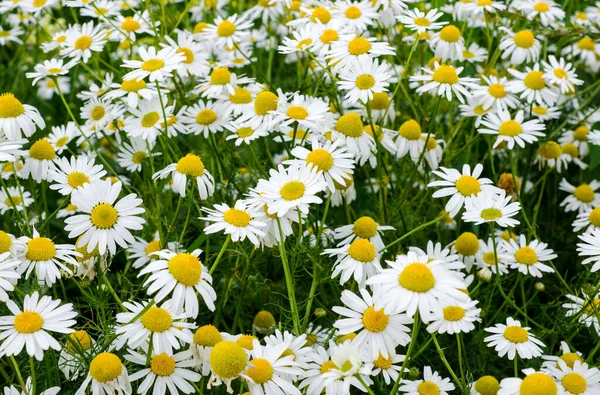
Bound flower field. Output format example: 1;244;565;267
1;0;600;394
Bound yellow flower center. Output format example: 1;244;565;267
311;7;332;24
194;324;222;346
74;35;92;50
320;29;338;44
287;105;309;120
504;326;529;343
587;207;600;227
488;83;506;98
478;0;492;5
514;30;535;48
514;246;538;265
483;251;497;266
538;141;562;159
348;37;371;55
210;341;248;378
574;184;594;203
149;353;176;377
559;353;583;369
574;126;589;141
455;232;479;256
481;208;502;220
306;149;333;171
168;253;202;286
320;360;338;374
524;71;546;90
67;171;90;188
370;92;389;110
336;112;363;137
345;5;361;19
399;119;422;140
432;65;459;84
140;307;172;333
562;373;586;394
0;231;12;254
562;143;578;158
347;239;376;262
498;120;523;137
253;310;276;330
143;240;160;258
55;136;69;147
230;87;252;104
236;127;254;138
177;47;194;64
353;216;378;239
246;358;274;384
90;203;118;229
223;208;251;227
362;306;389;332
46;79;56;88
66;330;92;352
131;151;146;164
553;68;568;79
121;79;146;92
26;237;56;261
295;38;313;49
14;311;43;333
0;93;25;118
355;74;375;90
439;25;461;42
121;17;141;32
474;376;500;395
413;17;431;27
90;353;122;383
463;50;474;59
399;263;436;292
443;306;466;321
280;181;305;201
29;140;56;160
455;175;481;196
176;154;205;177
141;59;164;72
5;195;20;207
91;105;105;121
578;37;595;51
217;20;236;37
195;109;216;125
519;373;557;395
237;334;257;350
373;353;392;369
210;67;232;85
140;111;159;128
576;12;588;20
194;22;208;34
534;2;549;12
417;381;441;395
254;91;278;115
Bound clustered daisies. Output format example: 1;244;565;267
1;0;600;394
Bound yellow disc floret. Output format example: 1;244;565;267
399;263;436;292
89;352;122;383
168;253;202;286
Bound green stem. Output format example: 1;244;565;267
389;315;420;395
277;218;301;334
209;235;231;275
101;270;125;311
432;333;465;393
357;374;375;395
29;357;35;395
456;333;466;388
380;212;448;253
9;356;26;391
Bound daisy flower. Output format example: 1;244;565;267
475;238;510;277
0;292;76;360
462;0;506;17
399;366;455;395
253;163;327;218
114;10;154;42
573;207;600;233
471;376;501;395
201;14;253;48
115;300;195;354
333;0;378;32
367;251;468;322
484;317;545;360
563;291;600;333
152;154;215;199
75;352;132;395
224;121;269;146
333;215;393;251
463;190;521;227
0;137;25;162
264;330;312;370
278;26;317;55
13;229;80;287
139;249;216;317
207;340;248;392
498;28;541;65
0;252;19;302
478;109;546;149
518;0;565;26
122;46;184;82
535;141;569;172
541;341;584;370
190;324;223;376
271;91;332;133
546;359;600;395
559;179;600;213
430;25;466;61
201;200;266;246
324;340;374;391
103;78;158;109
196;67;253;99
508;64;558;106
326;35;395;70
60;21;107;63
127;349;202;395
47;122;76;154
0;26;23;45
181;100;231;137
0;186;33;214
64;179;146;255
3;377;59;395
498;370;557;395
324;238;382;286
559;125;594;157
398;8;447;34
26;58;76;85
329;112;376;166
542;55;583;94
366;352;405;385
125;96;173;143
411;62;477;103
116;138;155;173
504;234;557;278
577;229;600;272
338;57;391;104
242;339;303;395
163;31;209;77
428;163;500;218
80;97;118;133
0;92;45;141
426;299;482;334
50;155;106;195
471;76;520;111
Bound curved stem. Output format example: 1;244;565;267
389;315;420;395
432;333;466;393
277;218;301;334
209;235;231;275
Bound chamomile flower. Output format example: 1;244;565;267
127;349;201;395
428;163;500;218
201;200;266;246
559;125;594;157
64;179;146;255
333;0;378;32
542;55;583;94
116;138;155;173
0;186;33;214
329;112;376;165
207;340;248;393
190;324;223;376
0;292;76;360
541;341;584;371
0;252;19;302
26;58;75;85
518;0;565;26
181;100;231;137
367;251;468;321
577;229;600;272
0;93;45;141
471;76;520;111
427;299;481;334
326;35;395;70
47;122;76;154
122;46;184;82
333;216;393;251
80;98;118;133
546;359;600;395
398;8;447;34
478;109;546;149
503;234;557;278
430;25;466;61
75;352;132;395
471;376;501;395
338;57;391;104
115;10;154;41
202;14;253;48
563;291;600;332
125;97;173;143
224;121;268;146
0;26;23;45
103;78;158;109
535;141;569;172
573;207;600;233
139;249;216;317
498;28;541;65
399;366;455;395
278;26;316;54
411;62;477;103
115;300;195;354
3;377;60;395
559;179;600;213
498;371;557;395
50;155;106;195
152;154;215;199
324;238;382;286
463;190;521;227
163;31;209;77
475;238;510;277
508;64;558;106
60;21;107;63
462;0;506;17
484;317;545;360
254;163;327;218
0;137;25;162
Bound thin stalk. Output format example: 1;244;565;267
277;218;301;334
209;235;231;275
389;315;420;395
